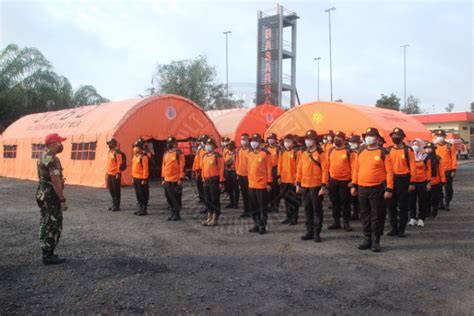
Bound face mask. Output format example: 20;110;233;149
412;145;420;152
56;144;64;154
334;139;343;147
327;137;333;142
350;143;358;150
250;141;260;149
392;136;402;145
284;141;292;150
365;136;376;145
268;139;276;146
167;143;175;150
322;139;328;144
221;142;228;147
305;139;314;148
133;147;140;154
240;140;248;147
436;136;445;143
205;145;213;153
425;148;433;154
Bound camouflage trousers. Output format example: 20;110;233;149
37;188;63;252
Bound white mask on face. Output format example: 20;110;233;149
349;143;358;150
205;145;213;153
240;140;248;147
305;139;314;148
425;148;433;154
436;136;445;143
250;141;260;150
323;139;328;144
284;141;293;150
268;139;276;146
365;136;376;145
412;145;420;152
221;142;228;147
327;137;333;142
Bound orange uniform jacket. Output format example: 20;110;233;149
192;147;206;173
247;149;273;189
106;150;122;176
327;147;356;181
388;145;416;178
430;157;447;185
278;149;299;184
201;152;225;182
235;147;250;176
266;145;279;167
132;154;149;180
323;143;333;153
223;147;236;170
296;149;328;188
352;148;394;190
411;159;432;183
435;143;457;172
161;150;185;182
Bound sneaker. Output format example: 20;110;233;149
408;218;417;226
417;219;424;227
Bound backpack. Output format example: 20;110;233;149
114;150;127;172
386;144;411;171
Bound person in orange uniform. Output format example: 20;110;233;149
434;130;457;211
236;133;251;218
424;142;446;218
193;134;209;212
278;134;301;225
132;139;150;216
265;133;280;213
327;131;356;231
385;128;416;237
161;136;185;221
351;127;394;252
105;138;123;212
296;130;328;242
408;139;432;228
323;130;335;153
223;139;239;209
200;138;225;227
247;133;273;234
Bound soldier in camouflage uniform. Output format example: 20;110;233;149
37;133;68;265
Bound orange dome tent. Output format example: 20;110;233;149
207;104;285;142
265;101;431;142
0;94;220;187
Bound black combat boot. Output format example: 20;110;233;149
387;227;399;236
281;209;291;224
327;221;341;230
314;229;321;242
343;221;352;232
372;235;381;252
357;236;372;250
42;249;66;265
301;231;314;241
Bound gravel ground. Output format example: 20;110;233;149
1;162;473;315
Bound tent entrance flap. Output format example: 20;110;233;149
146;139;167;180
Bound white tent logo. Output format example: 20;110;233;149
266;113;274;123
166;105;177;120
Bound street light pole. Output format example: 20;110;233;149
314;57;321;101
401;44;409;107
325;7;335;101
223;31;232;100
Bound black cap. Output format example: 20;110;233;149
205;138;217;146
349;135;361;143
326;130;335;137
434;130;446;137
267;133;277;140
241;133;249;139
133;139;145;149
107;138;118;146
334;131;346;139
221;136;231;142
251;133;263;142
305;130;318;140
390;127;406;138
425;142;436;149
198;134;209;142
283;133;294;140
167;136;177;144
363;127;380;137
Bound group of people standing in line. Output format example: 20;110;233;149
105;127;457;253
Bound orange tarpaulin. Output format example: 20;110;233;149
265;101;431;142
207;104;284;142
0;94;220;187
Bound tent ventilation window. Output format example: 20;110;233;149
3;145;17;159
32;144;47;159
71;142;97;161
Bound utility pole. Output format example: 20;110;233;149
325;7;336;101
314;57;321;100
223;31;232;99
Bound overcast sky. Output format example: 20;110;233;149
1;0;472;112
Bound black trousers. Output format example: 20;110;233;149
196;173;205;202
440;170;454;205
358;185;386;237
427;183;442;217
301;186;323;235
351;195;359;218
280;183;300;220
328;179;351;223
249;188;269;228
409;182;428;220
133;178;149;207
164;181;182;214
269;166;280;209
387;175;410;232
107;174;121;209
204;177;221;215
238;175;250;215
225;170;239;207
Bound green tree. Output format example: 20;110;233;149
149;55;243;110
401;95;422;114
72;85;109;107
375;93;401;111
445;103;454;112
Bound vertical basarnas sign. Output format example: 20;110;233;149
256;13;281;106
